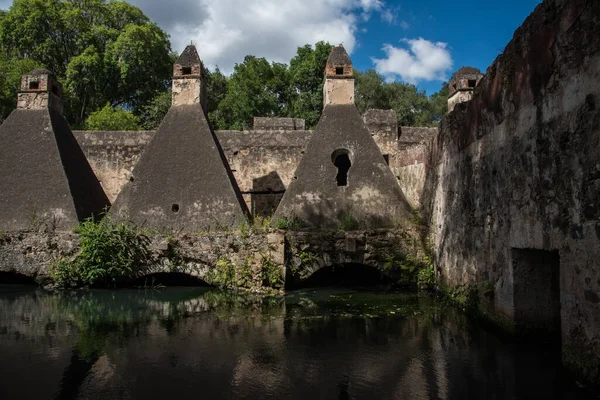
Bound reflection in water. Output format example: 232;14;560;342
0;285;594;400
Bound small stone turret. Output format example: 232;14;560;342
447;66;484;112
323;44;354;108
17;69;63;115
172;45;207;110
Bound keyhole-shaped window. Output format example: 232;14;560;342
331;149;351;187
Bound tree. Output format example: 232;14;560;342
0;0;172;126
288;41;332;129
0;54;41;121
354;69;388;114
85;103;140;131
139;89;171;130
212;56;291;130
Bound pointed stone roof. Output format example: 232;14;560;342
272;105;412;229
0;109;109;231
327;44;352;67
175;45;201;67
111;103;248;231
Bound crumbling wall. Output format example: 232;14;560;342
74;115;430;217
217;130;311;217
74;130;154;203
423;0;600;384
363;110;437;210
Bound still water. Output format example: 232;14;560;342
0;285;595;400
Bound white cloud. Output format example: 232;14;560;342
400;20;410;30
371;38;453;83
127;0;390;74
380;9;396;24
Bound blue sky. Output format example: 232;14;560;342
0;0;542;95
352;0;542;93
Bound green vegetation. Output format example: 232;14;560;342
85;103;141;131
236;258;254;288
207;258;236;288
261;255;283;288
50;217;150;287
417;264;436;290
0;2;449;130
338;214;361;231
274;216;306;230
0;0;172;127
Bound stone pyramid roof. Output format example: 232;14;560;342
111;104;248;231
327;44;352;67
272;104;412;229
0;109;109;231
175;45;201;67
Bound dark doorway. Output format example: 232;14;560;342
332;149;351;187
511;248;561;343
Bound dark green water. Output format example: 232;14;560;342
0;285;595;400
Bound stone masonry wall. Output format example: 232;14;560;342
74;116;434;216
73;130;154;203
423;0;600;384
0;228;424;290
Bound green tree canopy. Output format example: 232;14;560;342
288;41;333;129
211;56;291;130
85;103;140;131
0;0;172;126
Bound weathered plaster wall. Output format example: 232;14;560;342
216;130;312;216
74;115;434;216
73;130;154;203
323;78;354;106
447;91;473;113
423;0;600;384
363;109;436;210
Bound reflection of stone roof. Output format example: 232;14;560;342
327;44;352;66
175;45;201;67
30;69;54;76
399;127;437;144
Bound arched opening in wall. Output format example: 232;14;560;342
297;263;389;288
331;149;351;187
0;271;36;285
132;272;212;287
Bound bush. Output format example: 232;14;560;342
50;218;150;287
85;103;141;131
339;214;360;231
209;258;236;288
261;256;283;288
417;264;436;290
274;216;306;230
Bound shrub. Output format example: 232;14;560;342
261;255;283;288
339;214;360;231
50;218;150;287
274;216;305;230
209;258;236;287
417;264;436;290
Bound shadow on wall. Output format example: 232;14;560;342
279;198;408;230
251;171;285;218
